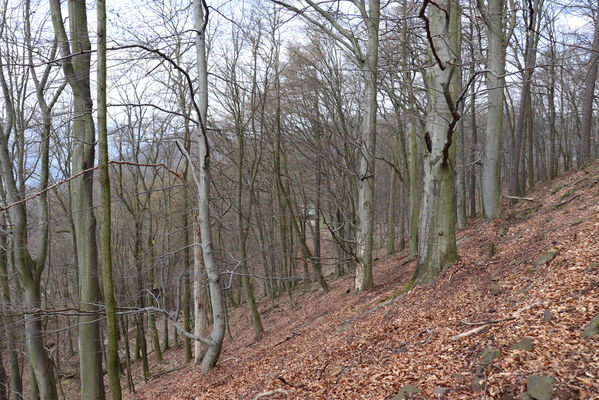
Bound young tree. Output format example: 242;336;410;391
274;0;380;292
97;0;122;396
49;1;105;396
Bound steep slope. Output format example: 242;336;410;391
127;163;599;399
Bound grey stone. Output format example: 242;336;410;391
433;387;448;396
518;394;533;400
526;375;554;400
471;367;485;392
499;394;516;400
396;344;408;353
478;346;501;366
543;310;553;321
510;337;534;351
392;385;419;400
491;285;504;295
534;251;559;266
583;313;599;337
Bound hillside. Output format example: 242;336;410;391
125;163;599;400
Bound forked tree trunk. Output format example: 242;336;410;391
49;1;104;396
413;0;460;285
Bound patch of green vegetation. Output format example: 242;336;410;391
571;217;584;226
384;279;415;304
551;184;565;195
560;188;575;200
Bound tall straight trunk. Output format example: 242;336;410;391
387;164;398;254
455;33;467;229
401;0;419;256
480;0;511;219
510;0;542;196
456;115;467;229
353;0;380;292
413;0;460;285
469;57;478;217
97;1;121;397
548;38;557;178
578;15;599;167
314;118;323;267
527;96;535;191
355;59;379;291
49;2;104;397
183;177;192;364
236;124;263;341
194;0;226;373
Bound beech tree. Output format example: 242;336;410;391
49;0;105;396
412;0;461;285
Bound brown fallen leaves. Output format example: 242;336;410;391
123;162;599;400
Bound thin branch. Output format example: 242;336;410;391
420;0;445;70
0;161;183;212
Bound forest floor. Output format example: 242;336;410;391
113;162;598;399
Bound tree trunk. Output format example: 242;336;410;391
480;0;509;219
193;220;208;363
97;1;122;397
413;0;459;285
194;0;226;374
578;14;599;167
510;0;542;196
354;1;380;292
49;2;105;397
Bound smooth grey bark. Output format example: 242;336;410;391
0;8;59;396
97;0;122;396
193;0;226;373
478;0;515;219
510;0;543;196
354;1;380;292
413;0;460;285
49;1;104;397
578;14;599;167
273;0;379;292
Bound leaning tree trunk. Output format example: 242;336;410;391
194;0;226;374
413;0;460;285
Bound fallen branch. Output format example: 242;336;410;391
274;331;301;347
253;388;288;400
450;325;488;341
504;195;534;202
148;366;185;382
460;316;516;327
554;193;581;207
451;316;516;340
